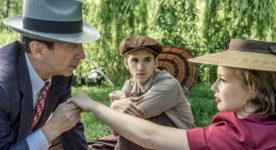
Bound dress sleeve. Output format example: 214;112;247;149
187;112;251;150
136;78;181;118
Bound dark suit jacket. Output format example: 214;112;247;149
0;41;88;150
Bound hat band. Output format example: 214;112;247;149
23;17;83;34
226;39;276;55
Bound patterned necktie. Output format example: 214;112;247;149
31;81;50;129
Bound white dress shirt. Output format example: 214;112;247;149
25;53;50;150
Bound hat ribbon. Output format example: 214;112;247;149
23;17;83;34
224;39;276;55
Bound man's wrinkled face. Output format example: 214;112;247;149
43;42;85;77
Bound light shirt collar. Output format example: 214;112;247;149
130;69;156;95
25;53;51;108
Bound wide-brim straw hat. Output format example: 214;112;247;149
3;0;100;43
188;39;276;72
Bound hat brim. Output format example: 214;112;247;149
123;47;158;55
188;50;276;72
3;16;100;43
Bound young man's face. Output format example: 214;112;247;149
42;42;85;78
124;49;157;86
211;66;250;116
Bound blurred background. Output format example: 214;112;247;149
1;0;275;85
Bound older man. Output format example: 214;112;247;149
0;0;99;149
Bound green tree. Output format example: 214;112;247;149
1;0;276;84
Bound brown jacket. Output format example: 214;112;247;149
122;69;195;128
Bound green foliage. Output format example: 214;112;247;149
0;0;22;31
1;0;276;84
188;83;217;126
79;0;276;84
0;30;17;45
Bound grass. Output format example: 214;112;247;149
72;83;218;141
188;83;217;127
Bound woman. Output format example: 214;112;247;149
71;39;276;150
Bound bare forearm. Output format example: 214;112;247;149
88;101;190;150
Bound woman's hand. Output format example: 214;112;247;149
110;97;144;117
70;93;94;112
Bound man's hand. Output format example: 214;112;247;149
110;97;144;117
42;101;81;143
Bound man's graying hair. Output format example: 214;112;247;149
18;35;54;53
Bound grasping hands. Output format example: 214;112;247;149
42;101;81;143
69;93;95;112
110;97;144;118
109;90;127;102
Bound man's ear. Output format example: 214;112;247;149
154;57;159;68
29;41;47;60
124;57;129;70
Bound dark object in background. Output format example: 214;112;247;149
81;67;114;86
84;68;105;85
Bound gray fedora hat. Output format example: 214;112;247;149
3;0;100;43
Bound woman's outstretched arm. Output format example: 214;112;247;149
70;93;190;150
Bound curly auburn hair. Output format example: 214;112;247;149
233;68;276;118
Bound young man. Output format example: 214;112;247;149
94;36;195;150
0;0;100;149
